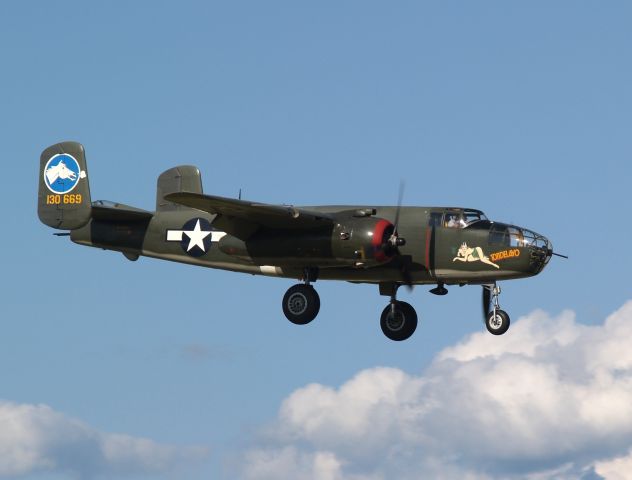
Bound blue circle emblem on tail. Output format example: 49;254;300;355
44;153;82;194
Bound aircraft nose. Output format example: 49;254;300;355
524;230;552;273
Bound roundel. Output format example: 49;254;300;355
43;153;83;194
178;218;214;257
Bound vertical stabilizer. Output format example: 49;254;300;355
38;141;92;230
156;165;203;211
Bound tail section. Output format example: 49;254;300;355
38;141;92;230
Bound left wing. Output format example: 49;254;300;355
164;192;333;240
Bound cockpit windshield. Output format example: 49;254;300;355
443;209;487;229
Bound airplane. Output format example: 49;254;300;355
38;142;565;341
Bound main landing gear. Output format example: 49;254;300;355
379;286;418;341
483;284;510;335
281;271;511;340
282;268;320;325
282;284;320;325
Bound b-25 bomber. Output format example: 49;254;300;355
38;142;565;341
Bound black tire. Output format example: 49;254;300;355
380;301;418;341
486;309;510;335
282;284;320;325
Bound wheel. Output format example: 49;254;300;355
380;301;418;341
486;309;510;335
282;284;320;325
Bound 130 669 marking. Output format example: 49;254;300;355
46;194;83;205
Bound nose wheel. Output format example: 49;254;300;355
486;309;510;335
483;284;510;335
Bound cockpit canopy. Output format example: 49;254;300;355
430;208;488;229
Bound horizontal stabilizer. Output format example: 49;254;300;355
91;201;153;222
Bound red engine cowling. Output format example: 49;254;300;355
331;217;397;267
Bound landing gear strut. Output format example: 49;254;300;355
484;284;510;335
380;284;418;341
282;268;320;325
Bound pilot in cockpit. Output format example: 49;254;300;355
445;213;465;228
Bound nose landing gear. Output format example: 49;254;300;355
483;284;510;335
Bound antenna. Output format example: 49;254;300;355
238;188;242;200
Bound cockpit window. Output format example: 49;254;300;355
444;210;487;229
463;211;486;225
444;213;464;228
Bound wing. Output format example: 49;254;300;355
164;192;333;240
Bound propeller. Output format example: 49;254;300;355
386;181;407;250
387;181;413;290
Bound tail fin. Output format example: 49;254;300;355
156;165;203;212
38;141;92;230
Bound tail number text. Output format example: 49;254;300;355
46;194;83;205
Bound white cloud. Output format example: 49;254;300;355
240;301;632;479
241;447;347;480
0;401;209;479
594;448;632;480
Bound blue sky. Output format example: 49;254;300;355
2;1;632;479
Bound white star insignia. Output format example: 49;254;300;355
183;219;211;252
166;219;227;255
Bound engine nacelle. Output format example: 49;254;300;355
218;216;395;268
217;216;396;268
330;216;396;267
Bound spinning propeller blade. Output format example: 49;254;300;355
389;181;412;290
393;180;405;235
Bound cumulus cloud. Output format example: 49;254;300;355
241;447;349;480
240;301;632;479
594;448;632;480
0;401;209;479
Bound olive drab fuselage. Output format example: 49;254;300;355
39;142;559;341
69;206;552;286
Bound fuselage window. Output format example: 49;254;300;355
489;225;509;246
508;227;525;247
429;212;443;227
